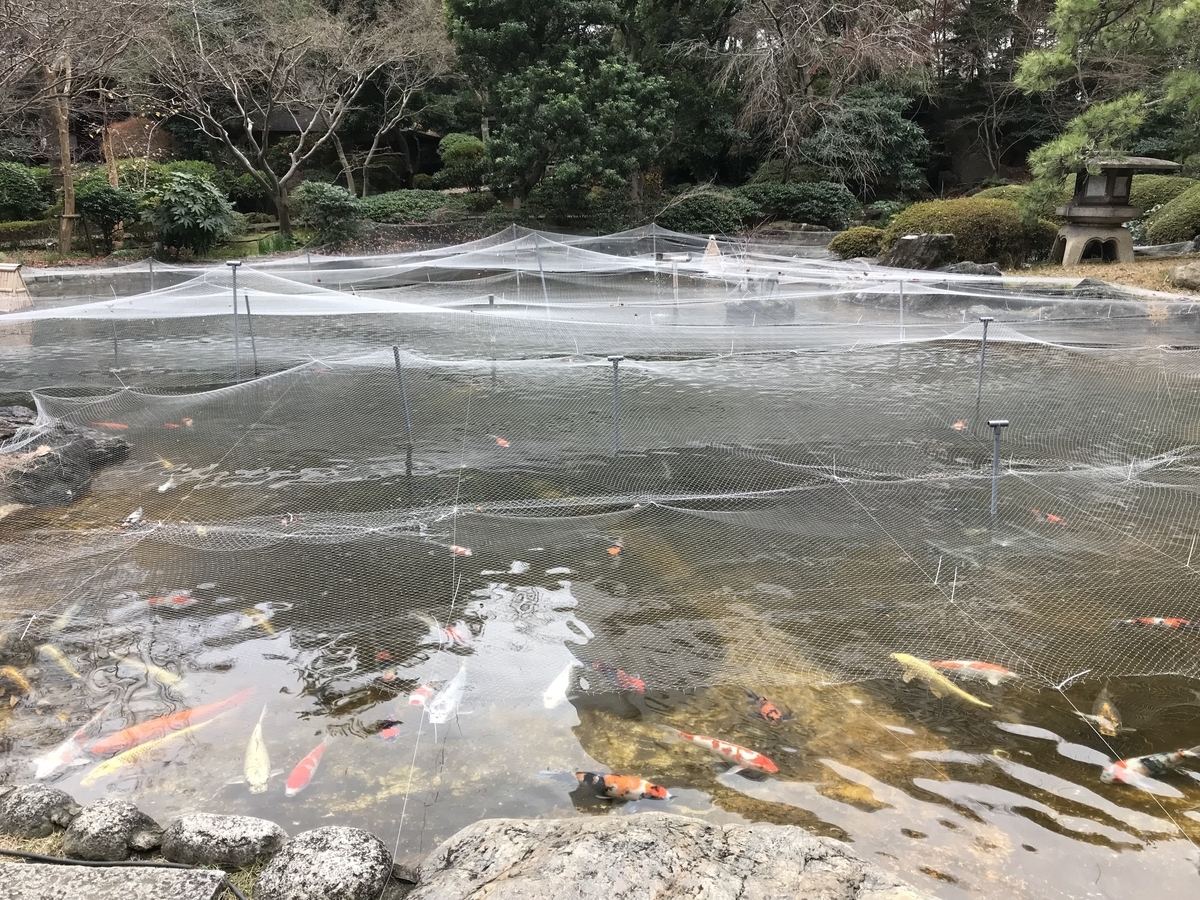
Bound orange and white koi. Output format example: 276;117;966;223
413;612;472;648
450;545;472;556
490;435;510;448
32;703;112;780
90;687;254;755
408;682;438;707
1101;744;1200;784
147;592;197;609
952;420;966;431
590;661;645;693
745;690;791;722
928;660;1018;686
285;736;331;797
1115;616;1199;630
575;771;670;801
182;418;193;427
379;720;401;742
1031;508;1065;524
675;729;778;774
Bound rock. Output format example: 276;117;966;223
1167;261;1200;292
0;784;80;838
724;296;795;324
408;814;931;900
937;261;1003;277
162;813;287;869
0;405;36;424
62;798;162;861
1;861;227;900
879;233;957;270
0;423;129;507
256;826;392;900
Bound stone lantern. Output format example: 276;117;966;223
1052;156;1180;265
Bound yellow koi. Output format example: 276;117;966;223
243;706;271;793
114;654;183;687
891;653;992;708
81;717;219;787
0;666;32;694
241;608;275;636
37;645;82;680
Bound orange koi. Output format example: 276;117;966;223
490;435;510;447
450;545;472;556
182;418;193;427
676;729;778;774
575;772;670;801
952;420;966;431
745;690;792;722
90;422;128;430
89;687;254;756
147;592;196;609
163;423;180;429
1115;616;1199;630
590;661;645;693
379;721;401;742
285;737;330;796
375;651;392;662
1031;508;1065;524
607;539;624;556
408;682;437;707
928;660;1018;685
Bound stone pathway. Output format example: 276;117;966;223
0;861;225;900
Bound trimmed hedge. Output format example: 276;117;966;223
360;189;459;224
1147;183;1200;244
0;218;55;249
881;198;1057;265
972;184;1027;201
733;182;857;229
1131;175;1198;216
291;180;361;244
655;191;758;234
828;226;884;259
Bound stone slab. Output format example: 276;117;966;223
0;861;225;900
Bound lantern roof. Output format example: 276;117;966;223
1074;155;1181;172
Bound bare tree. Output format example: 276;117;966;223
0;0;153;250
134;0;451;233
719;0;935;177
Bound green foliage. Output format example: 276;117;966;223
1129;175;1198;211
1147;183;1200;244
75;183;139;252
525;164;631;230
864;199;909;227
436;133;489;190
163;160;220;183
223;171;271;211
828;226;884;259
412;174;435;190
733;182;857;229
257;232;296;254
0;163;46;221
881;198;1057;264
27;167;55;209
973;184;1027;201
360;190;458;223
290;180;362;244
112;159;166;194
460;191;498;213
655;190;758;235
748;159;819;184
0;219;54;250
146;172;236;257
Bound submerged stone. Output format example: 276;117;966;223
256;826;391;900
62;797;163;861
162;813;287;869
0;783;80;838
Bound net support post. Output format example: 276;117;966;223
226;260;242;383
898;280;905;343
244;293;259;376
148;257;154;292
608;355;624;456
976;316;993;410
988;419;1009;518
392;345;416;455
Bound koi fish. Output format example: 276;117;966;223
1115;617;1199;630
91;422;128;430
928;660;1018;686
163;423;180;429
375;651;392;662
379;721;401;742
1101;744;1200;784
450;545;472;556
32;703;112;780
408;682;438;707
285;736;331;797
413;612;471;648
1077;688;1125;737
427;665;467;725
745;690;792;722
490;435;510;448
37;645;82;680
675;729;778;774
575;771;670;801
243;706;272;793
147;593;197;609
122;508;144;528
49;601;81;633
952;420;966;431
606;540;623;556
90;687;254;756
182;418;193;427
891;653;992;708
240;608;276;636
82;718;219;787
543;662;580;709
590;661;645;693
0;665;33;695
1031;509;1065;525
157;477;176;493
113;653;183;687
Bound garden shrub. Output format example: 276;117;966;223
290;180;361;244
146;171;235;257
0;162;46;221
0;219;54;250
1130;175;1198;214
112;159;166;194
748;159;821;184
973;184;1027;201
881;197;1056;265
828;226;884;259
436;133;489;190
412;174;435;189
360;189;458;223
460;191;498;213
244;211;274;225
864;199;908;226
163;160;219;183
224;171;271;212
76;183;139;252
734;181;857;229
1146;183;1200;244
28;166;55;209
655;190;758;234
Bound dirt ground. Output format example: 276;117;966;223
1027;253;1200;296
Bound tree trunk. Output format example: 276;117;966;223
275;189;292;236
331;132;356;196
46;65;75;254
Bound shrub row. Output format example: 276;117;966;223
654;182;856;235
359;189;461;224
880;198;1057;265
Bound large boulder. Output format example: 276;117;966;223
879;233;957;270
407;814;930;900
0;422;130;507
1167;261;1200;292
256;826;392;900
62;798;162;861
0;784;80;838
937;261;1003;277
162;813;287;869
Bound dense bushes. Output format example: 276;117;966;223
1130;175;1198;214
291;180;361;244
0;162;45;221
76;183;139;252
1146;183;1200;244
0;219;54;249
360;189;458;223
973;184;1027;201
828;226;884;259
655;190;758;234
436;133;488;190
881;198;1057;264
734;182;857;229
146;171;235;256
